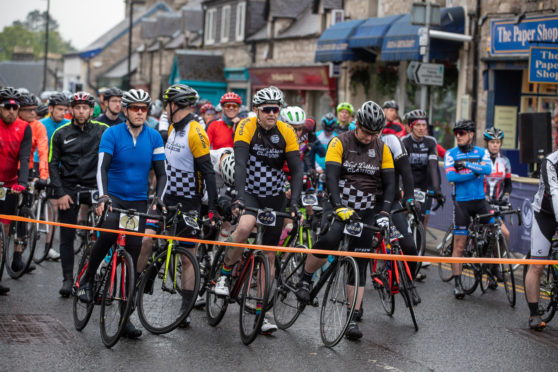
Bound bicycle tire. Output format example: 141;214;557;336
99;249;135;348
437;226;454;282
320;256;358;348
137;247;200;334
196;242;212;297
411;218;426;275
397;261;419;331
0;224;5;280
32;198;53;264
371;259;394;316
72;244;94;331
239;251;270;345
523;254;556;323
461;236;479;295
206;247;229;326
5;207;37;279
498;236;515;307
273;252;305;330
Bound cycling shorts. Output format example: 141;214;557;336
453;199;492;236
530;211;557;259
244;192;287;247
0;193;18;224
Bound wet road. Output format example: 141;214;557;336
0;229;557;371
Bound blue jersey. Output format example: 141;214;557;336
34;116;70;162
315;129;337;170
98;123;165;201
444;146;491;202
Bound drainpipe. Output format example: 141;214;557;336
471;0;481;124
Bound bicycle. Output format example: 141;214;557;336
523;239;558;324
72;204;153;348
73;185;101;255
136;205;201;334
31;180;56;264
205;206;289;345
0;182;37;279
272;214;369;347
412;189;444;275
437;223;455;282
370;210;419;331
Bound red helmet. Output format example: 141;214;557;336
71;91;95;107
200;103;216;114
220;92;242;105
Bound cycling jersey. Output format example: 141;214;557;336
26;119;49;179
382;121;406;137
533;150;558;221
484;153;512;202
381;133;413;202
98;123;165;201
234;116;300;199
49;120;108;198
315;129;337;170
95;112;126;127
34;116;70;162
444;146;491;202
402;134;440;190
333;121;355;134
0;117;32;187
325;131;394;211
206;119;234;149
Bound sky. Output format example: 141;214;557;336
0;0;126;50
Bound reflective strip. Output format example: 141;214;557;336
153;146;165;155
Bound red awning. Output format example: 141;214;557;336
248;66;335;91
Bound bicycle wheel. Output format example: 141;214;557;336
461;237;479;295
273;252;305;330
437;226;454;282
72;244;94;331
196;242;212;297
6;207;37;279
137;247;200;334
497;236;515;307
99;249;135;348
523;254;556;323
33;198;53;264
239;251;270;345
0;223;5;280
320;256;358;348
411;219;426;275
206;247;229;326
396;261;419;331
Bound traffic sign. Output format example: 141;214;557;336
407;62;444;86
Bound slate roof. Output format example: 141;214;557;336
174;50;224;81
248;3;318;41
0;61;44;95
269;0;311;18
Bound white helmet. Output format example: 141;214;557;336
122;89;151;107
220;151;235;187
281;106;306;126
252;86;284;107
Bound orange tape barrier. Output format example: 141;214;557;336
2;213;558;266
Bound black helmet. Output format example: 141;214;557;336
453;119;475;132
162;84;199;108
35;103;48;117
404;109;427;124
382;100;399;110
122;89;151;107
355;101;386;132
0;87;22;103
19;93;39;107
48;92;70;107
483;127;504;141
70;91;96;107
102;87;123;101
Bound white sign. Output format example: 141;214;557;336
413;62;444;86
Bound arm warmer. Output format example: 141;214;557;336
152;159;167;200
286;151;303;207
233;142;249;201
380;169;395;213
395;156;414;201
48;130;64;197
427;158;441;190
17;125;32;186
326;163;343;208
195;155;218;210
446;170;477;183
503;177;512;195
97;152;112;196
466;161;492;175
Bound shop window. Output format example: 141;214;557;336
235;2;246;41
520;69;558;115
221;5;231;43
205;8;217;45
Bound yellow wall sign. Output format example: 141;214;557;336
494;105;518;149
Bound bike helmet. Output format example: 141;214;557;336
48;92;70;107
336;102;354;115
252;86;284;107
220;92;242;105
453;119;476;132
150;99;163;118
382;100;399;110
19;93;39;107
200;103;216;114
321;112;336;130
35;103;48;117
355;101;386;132
0;87;22;104
483;127;504;141
220;150;235;187
122;89;151;107
281;106;306;126
404;109;427;124
71;91;96;107
162;84;198;108
304;117;316;134
215;103;223;113
102;87;123;101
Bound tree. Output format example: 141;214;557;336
13;10;60;33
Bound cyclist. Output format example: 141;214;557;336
315;113;338;173
214;86;303;334
49;92;108;297
295;101;395;340
334;102;356;133
444;119;492;299
525;149;558;331
18;94;49;182
382;100;406;138
206;92;243;150
0;87;32;292
200;103;217;128
95;88;125;127
78;89;167;339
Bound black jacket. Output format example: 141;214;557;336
48;120;108;198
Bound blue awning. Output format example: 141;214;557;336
348;14;404;49
315;19;366;63
381;7;465;62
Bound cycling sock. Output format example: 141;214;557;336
301;269;313;283
528;302;539;316
454;275;462;287
45;242;51;250
255;302;263;316
221;263;233;276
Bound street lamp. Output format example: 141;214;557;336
125;0;145;90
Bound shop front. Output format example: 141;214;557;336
248;66;336;119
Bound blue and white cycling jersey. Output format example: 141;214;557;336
315;129;337;170
444;146;491;202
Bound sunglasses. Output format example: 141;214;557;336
127;105;148;113
224;103;239;110
454;130;469;137
2;104;19;111
260;106;280;114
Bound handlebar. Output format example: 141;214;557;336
474;208;522;226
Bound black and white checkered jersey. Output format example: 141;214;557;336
533;150;558;221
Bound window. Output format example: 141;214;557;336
221;5;231;43
205;8;217;44
235;2;246;41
